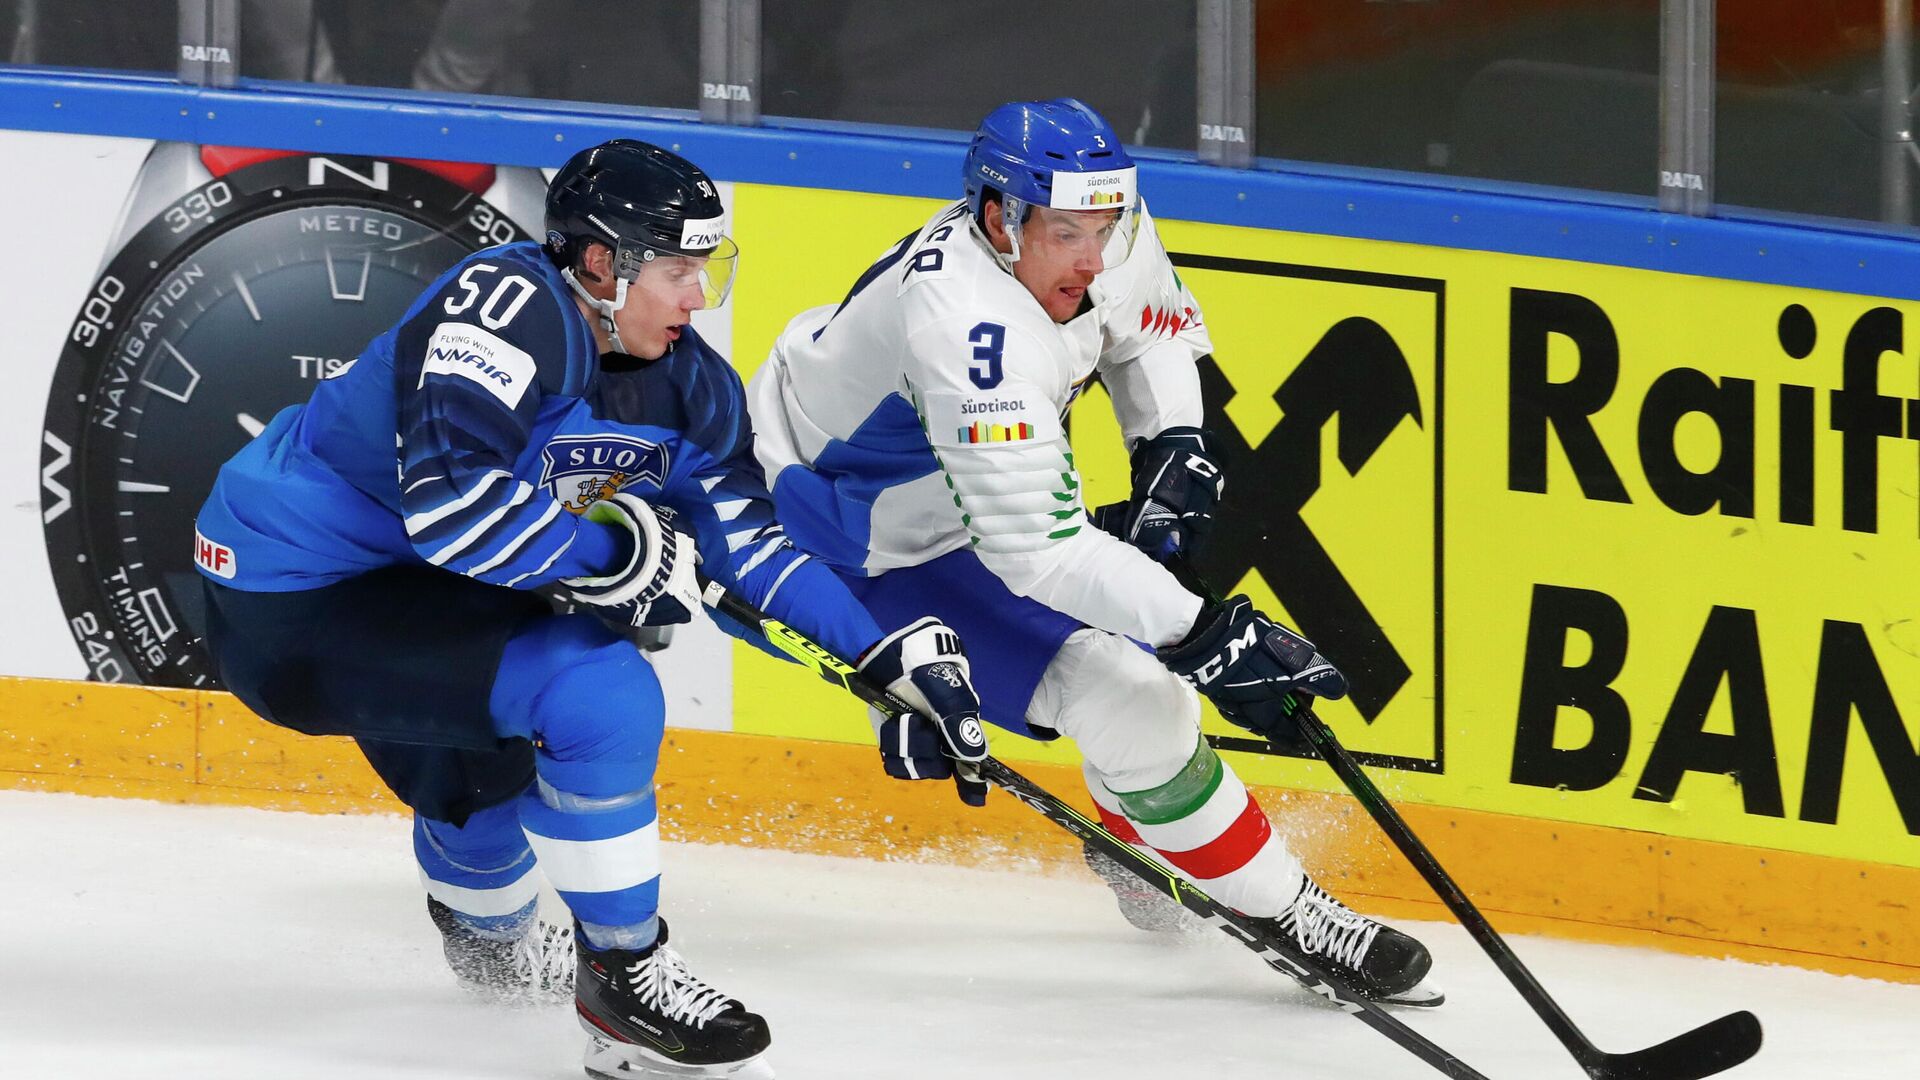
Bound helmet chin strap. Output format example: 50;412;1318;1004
975;196;1026;275
562;267;633;354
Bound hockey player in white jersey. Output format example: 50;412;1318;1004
749;98;1440;1006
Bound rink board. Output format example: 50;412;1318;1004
1;675;1915;984
0;94;1914;981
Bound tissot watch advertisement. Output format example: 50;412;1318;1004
4;129;734;725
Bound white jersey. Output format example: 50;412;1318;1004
748;199;1212;647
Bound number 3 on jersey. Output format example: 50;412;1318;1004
968;322;1005;389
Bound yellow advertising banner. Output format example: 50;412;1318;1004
726;182;1920;872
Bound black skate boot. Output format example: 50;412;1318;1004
428;896;575;1005
1249;878;1443;1008
576;918;773;1079
1083;841;1202;933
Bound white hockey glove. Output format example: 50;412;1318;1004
1157;594;1346;754
561;493;702;628
857;617;990;807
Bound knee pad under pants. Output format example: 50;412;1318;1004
1026;629;1201;792
1030;629;1305;915
490;615;666;931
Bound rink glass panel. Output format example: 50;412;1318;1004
1252;0;1661;198
1714;1;1920;229
757;0;1199;152
233;0;700;111
3;2;178;75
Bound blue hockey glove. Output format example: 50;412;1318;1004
857;617;989;807
1156;595;1346;752
1091;427;1224;562
561;494;702;628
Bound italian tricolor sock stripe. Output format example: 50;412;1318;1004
1086;735;1305;917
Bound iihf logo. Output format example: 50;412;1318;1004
540;434;670;513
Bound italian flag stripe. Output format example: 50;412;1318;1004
1153;792;1273;881
1125;766;1256;850
1115;736;1225;825
1094;801;1146;845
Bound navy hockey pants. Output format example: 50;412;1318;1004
203;568;669;937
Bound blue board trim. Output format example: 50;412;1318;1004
5;68;1919;300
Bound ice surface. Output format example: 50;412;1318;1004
1;790;1912;1079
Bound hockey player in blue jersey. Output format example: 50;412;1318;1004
750;100;1441;1007
194;139;989;1080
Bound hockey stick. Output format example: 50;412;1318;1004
1166;559;1764;1080
695;575;1492;1080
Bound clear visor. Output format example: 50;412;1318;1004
620;236;740;309
1006;202;1140;270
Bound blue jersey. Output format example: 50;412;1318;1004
195;240;881;663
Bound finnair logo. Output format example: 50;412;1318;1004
680;215;727;250
419;323;536;408
426;346;516;385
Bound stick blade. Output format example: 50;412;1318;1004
1588;1010;1763;1080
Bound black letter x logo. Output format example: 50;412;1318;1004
1192;317;1424;722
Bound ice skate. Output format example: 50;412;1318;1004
576;918;774;1080
1083;841;1203;933
1248;878;1444;1008
428;896;575;1005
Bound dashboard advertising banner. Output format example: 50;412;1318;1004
5;130;1914;870
2;129;737;727
726;187;1920;871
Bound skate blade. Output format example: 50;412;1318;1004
585;1035;775;1080
1378;976;1445;1009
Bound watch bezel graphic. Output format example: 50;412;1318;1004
41;147;535;687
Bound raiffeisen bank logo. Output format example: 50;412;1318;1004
1173;254;1443;772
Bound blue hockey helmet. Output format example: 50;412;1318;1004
962;98;1140;266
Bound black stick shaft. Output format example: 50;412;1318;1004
1295;707;1602;1054
1166;558;1759;1080
695;576;1492;1080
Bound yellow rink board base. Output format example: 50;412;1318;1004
1;677;1913;985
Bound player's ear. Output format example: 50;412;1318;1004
980;196;1011;252
578;240;615;283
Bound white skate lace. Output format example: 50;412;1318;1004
512;919;576;996
628;945;734;1028
1282;882;1380;972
